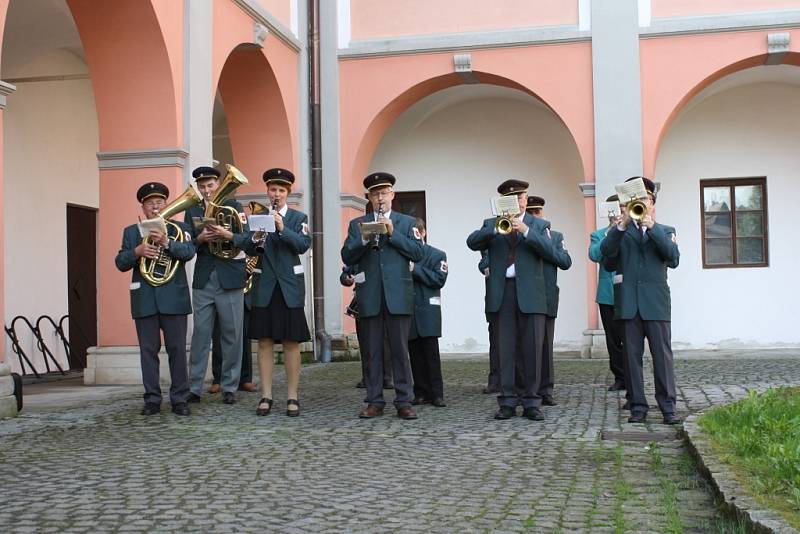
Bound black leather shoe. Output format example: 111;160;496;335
355;380;366;389
494;406;515;420
628;412;647;423
411;396;429;406
397;406;418;420
286;399;300;417
523;407;545;421
622;400;631;410
483;385;500;394
541;395;557;406
608;380;626;392
256;398;273;416
171;403;190;416
662;413;681;425
431;398;447;408
223;392;236;405
141;403;160;416
186;393;201;403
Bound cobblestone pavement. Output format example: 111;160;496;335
1;357;799;533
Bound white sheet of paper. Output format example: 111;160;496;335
491;196;520;216
598;201;619;217
137;217;168;238
248;214;276;233
360;222;387;239
615;178;648;203
354;272;365;284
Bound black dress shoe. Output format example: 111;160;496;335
141;403;160;416
187;393;201;403
431;398;447;408
494;406;515;420
397;406;418;420
628;412;647;423
622;400;631;410
662;413;681;425
523;407;545;421
411;397;429;406
223;392;236;405
541;395;557;406
355;380;366;389
483;385;500;394
608;380;626;392
171;403;190;416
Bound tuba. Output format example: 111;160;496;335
244;200;270;294
205;164;249;259
139;186;202;286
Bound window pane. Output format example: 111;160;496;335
736;212;763;237
704;213;731;237
705;238;732;264
704;187;731;212
736;238;764;264
735;185;762;210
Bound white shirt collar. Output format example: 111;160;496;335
375;209;392;220
279;204;288;216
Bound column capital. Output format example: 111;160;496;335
578;182;596;197
96;148;189;169
0;81;18;109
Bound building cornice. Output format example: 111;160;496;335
0;80;17;109
340;193;368;211
97;148;189;170
233;0;302;51
578;183;596;198
640;10;800;38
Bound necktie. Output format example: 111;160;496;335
506;231;518;267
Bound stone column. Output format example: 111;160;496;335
0;362;18;419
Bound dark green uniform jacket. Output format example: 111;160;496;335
184;200;251;290
600;222;679;321
589;226;615;306
115;221;196;319
466;214;554;315
543;230;572;318
341;211;425;318
243;208;311;309
409;244;448;340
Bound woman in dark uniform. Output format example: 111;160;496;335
245;168;311;417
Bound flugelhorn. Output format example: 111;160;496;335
139;185;202;286
205;164;248;259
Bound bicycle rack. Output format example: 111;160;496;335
4;315;73;377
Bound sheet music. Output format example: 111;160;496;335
491;196;521;216
598;201;620;217
615;178;648;202
247;214;276;233
137;217;168;238
359;222;388;239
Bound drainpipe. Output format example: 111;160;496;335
309;0;332;362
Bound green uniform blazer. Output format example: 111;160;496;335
341;211;425;318
243;208;311;309
184;201;251;290
466;214;554;315
600;222;679;321
409;244;448;340
114;221;195;319
543;230;572;318
589;226;615;306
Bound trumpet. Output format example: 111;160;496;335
371;203;384;250
496;213;514;235
627;198;648;223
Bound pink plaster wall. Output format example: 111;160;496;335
151;0;185;144
259;0;292;30
652;0;800;19
641;30;800;176
351;0;578;40
98;168;185;346
0;0;7;362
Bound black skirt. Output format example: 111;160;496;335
249;286;310;342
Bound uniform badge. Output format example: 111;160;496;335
184;231;191;240
671;233;677;243
561;240;567;251
239;212;247;224
545;228;551;238
301;222;310;236
439;260;448;273
409;261;415;271
412;227;421;240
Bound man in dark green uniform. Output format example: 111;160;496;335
408;218;448;407
478;251;500;394
589;194;626;392
115;182;196;416
184;166;251;405
600;176;680;425
526;196;572;406
341;172;424;420
467;179;554;421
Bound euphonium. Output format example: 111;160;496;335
627;199;648;223
139;186;202;286
205;164;249;259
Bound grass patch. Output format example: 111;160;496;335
647;442;683;534
699;386;800;529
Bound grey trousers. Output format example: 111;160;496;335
135;314;189;405
360;303;414;409
622;314;677;416
189;270;244;395
537;317;556;397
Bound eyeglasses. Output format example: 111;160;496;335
369;190;393;198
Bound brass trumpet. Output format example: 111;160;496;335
205;164;249;259
627;198;648;223
496;214;514;235
139;186;202;286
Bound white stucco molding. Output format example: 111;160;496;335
337;0;352;49
640;10;800;38
0;80;17;109
253;22;269;48
97;148;189;169
453;54;479;84
237;191;304;208
233;0;302;51
578;182;596;198
340;193;368;211
766;32;791;65
340;26;591;59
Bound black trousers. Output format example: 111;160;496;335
409;336;444;400
486;319;500;389
599;303;625;384
537;317;556;397
360;300;414;408
134;314;189;405
493;278;545;409
211;306;252;385
622;314;677;416
355;319;392;385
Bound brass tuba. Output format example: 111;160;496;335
205;164;249;259
139;185;202;286
244;201;270;294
